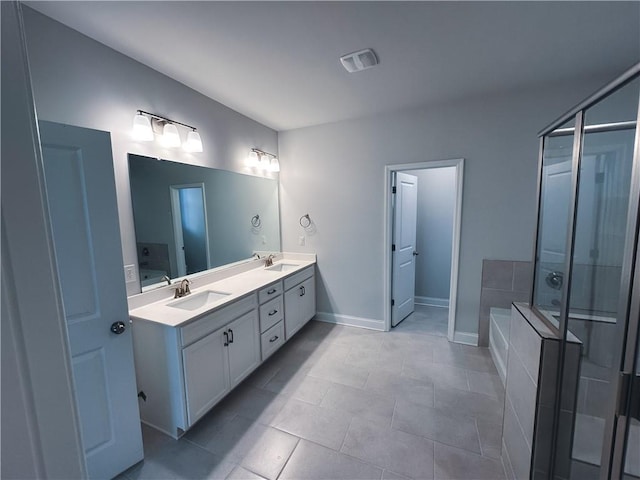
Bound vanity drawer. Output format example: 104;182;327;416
284;266;314;290
180;294;257;347
258;281;283;304
261;321;285;360
259;296;283;333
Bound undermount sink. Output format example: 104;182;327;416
167;290;231;311
266;263;299;272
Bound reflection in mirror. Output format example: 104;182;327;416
128;154;280;291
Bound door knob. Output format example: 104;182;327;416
413;251;419;256
110;321;126;335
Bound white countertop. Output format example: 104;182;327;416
129;258;315;327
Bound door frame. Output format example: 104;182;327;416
383;158;464;340
170;183;211;277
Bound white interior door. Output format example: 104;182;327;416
392;172;418;327
39;121;143;479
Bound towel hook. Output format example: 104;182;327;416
251;214;261;228
299;214;312;228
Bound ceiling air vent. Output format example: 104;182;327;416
340;48;378;73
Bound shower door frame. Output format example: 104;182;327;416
530;62;640;479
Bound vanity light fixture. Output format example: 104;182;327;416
183;130;203;153
247;148;279;173
132;110;203;152
132;112;154;141
161;123;181;148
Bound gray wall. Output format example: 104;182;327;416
22;8;278;295
408;167;456;303
278;75;615;335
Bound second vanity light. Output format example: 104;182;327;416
132;110;203;153
246;148;280;172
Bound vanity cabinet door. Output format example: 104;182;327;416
227;309;260;387
182;328;230;427
284;275;316;339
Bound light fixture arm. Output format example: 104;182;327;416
137;110;197;131
251;148;277;159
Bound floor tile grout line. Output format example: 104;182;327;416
272;436;301;480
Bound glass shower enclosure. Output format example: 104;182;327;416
532;63;640;479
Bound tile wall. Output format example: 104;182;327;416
479;260;532;347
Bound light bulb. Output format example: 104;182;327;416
183;130;203;152
269;156;280;172
162;123;181;148
259;154;270;170
246;151;259;167
132;113;153;141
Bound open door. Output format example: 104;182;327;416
170;184;210;276
391;172;418;327
39;121;143;478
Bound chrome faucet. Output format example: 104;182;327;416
174;278;192;298
265;254;276;267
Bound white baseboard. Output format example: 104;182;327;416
314;312;385;331
453;331;479;346
415;296;449;308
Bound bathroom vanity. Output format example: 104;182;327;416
128;256;316;438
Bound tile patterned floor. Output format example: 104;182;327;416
119;309;506;480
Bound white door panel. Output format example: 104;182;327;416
40;121;143;479
392;172;418;327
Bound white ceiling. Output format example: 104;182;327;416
26;1;640;131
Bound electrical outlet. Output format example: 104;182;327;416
298;236;305;246
124;264;136;283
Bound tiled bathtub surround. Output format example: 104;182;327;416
502;304;581;480
479;260;532;347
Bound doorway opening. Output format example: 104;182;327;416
170;183;210;276
383;159;464;341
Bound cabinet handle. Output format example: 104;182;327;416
269;335;279;343
268;309;278;316
228;328;234;344
267;288;277;295
299;285;305;297
223;331;229;347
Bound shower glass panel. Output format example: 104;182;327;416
559;76;640;479
532;117;576;325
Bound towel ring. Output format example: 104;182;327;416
299;214;311;228
251;214;261;228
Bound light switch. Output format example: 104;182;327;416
298;236;305;246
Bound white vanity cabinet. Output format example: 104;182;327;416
284;266;316;339
131;293;259;437
183;308;259;426
129;258;316;438
258;281;285;360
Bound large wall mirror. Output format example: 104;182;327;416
128;154;281;290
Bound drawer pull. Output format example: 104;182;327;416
269;335;279;343
268;309;278;316
228;328;234;344
299;285;305;297
223;331;229;347
267;288;277;295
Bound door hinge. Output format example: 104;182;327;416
391;299;395;306
617;372;640;420
615;372;640;420
392;186;397;194
392;244;396;251
138;390;147;402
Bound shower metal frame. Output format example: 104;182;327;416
529;62;640;479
